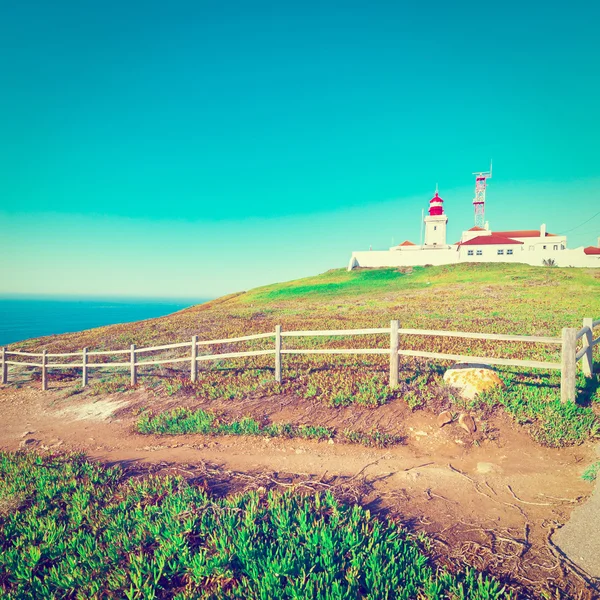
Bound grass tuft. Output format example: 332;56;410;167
137;408;405;448
582;462;600;482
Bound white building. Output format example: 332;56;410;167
348;190;600;270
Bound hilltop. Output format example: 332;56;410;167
10;263;600;353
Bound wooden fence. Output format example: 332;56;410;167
2;318;598;403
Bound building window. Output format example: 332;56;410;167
476;249;483;256
553;245;558;250
497;249;504;255
543;245;547;250
507;249;513;255
467;250;474;256
561;244;565;250
434;226;437;230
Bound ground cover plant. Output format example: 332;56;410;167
0;452;513;599
137;407;404;448
581;461;600;482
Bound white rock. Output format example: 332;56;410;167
443;364;504;400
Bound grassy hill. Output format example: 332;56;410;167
11;263;600;353
8;263;600;447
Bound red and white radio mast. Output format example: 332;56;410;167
472;161;492;228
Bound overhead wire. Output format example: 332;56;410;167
558;210;600;235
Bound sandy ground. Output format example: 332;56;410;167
1;381;599;598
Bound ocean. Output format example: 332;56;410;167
0;297;208;346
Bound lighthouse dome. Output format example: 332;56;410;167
428;191;444;216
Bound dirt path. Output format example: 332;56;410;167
1;384;599;598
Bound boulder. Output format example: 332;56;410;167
443;363;504;400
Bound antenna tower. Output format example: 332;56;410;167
472;161;492;227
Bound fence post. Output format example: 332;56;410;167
130;344;137;387
275;325;282;383
389;320;400;388
561;328;577;403
1;347;7;384
191;336;198;382
582;318;594;377
41;350;48;391
82;347;88;387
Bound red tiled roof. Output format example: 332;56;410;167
468;226;487;232
398;240;416;247
495;230;557;238
461;235;524;246
584;246;600;255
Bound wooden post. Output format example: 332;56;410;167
1;347;7;384
130;344;137;387
191;336;198;382
561;328;577;403
82;347;88;387
582;318;594;377
41;350;48;391
275;325;282;383
389;320;400;388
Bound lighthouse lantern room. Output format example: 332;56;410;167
424;188;448;246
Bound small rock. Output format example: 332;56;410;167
458;413;476;434
20;431;35;438
295;448;304;454
476;462;499;474
328;439;335;445
19;438;38;448
437;411;453;427
414;430;428;437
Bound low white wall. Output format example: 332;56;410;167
348;246;600;270
349;248;459;269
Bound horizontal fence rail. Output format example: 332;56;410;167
1;317;597;402
396;350;561;371
281;328;390;337
397;329;562;345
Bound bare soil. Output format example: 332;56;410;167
1;381;599;598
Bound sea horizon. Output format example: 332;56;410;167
0;295;212;346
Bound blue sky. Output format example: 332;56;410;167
1;0;599;298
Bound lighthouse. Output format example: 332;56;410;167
424;188;448;246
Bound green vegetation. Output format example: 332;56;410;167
456;371;600;447
145;369;398;408
0;452;513;599
342;428;405;448
137;408;402;448
582;461;600;482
